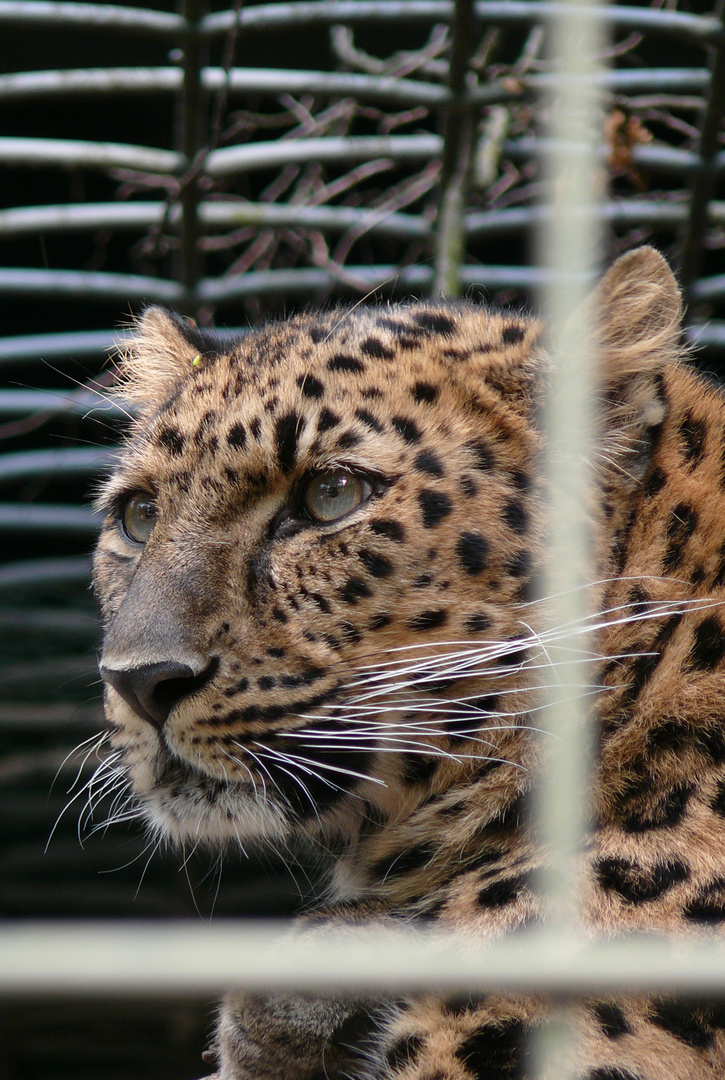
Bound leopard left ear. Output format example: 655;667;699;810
114;307;202;413
595;246;682;383
593;247;683;482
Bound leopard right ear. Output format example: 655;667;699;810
114;307;201;412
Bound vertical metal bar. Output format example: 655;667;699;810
433;0;477;297
534;0;606;1073
175;0;209;313
537;0;605;935
679;0;725;300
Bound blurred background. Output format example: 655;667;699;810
2;0;725;1074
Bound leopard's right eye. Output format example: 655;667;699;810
120;492;157;545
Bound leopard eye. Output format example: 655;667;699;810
302;471;368;523
120;491;157;545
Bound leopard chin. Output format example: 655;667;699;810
140;750;292;847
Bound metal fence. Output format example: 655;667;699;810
3;0;725;1077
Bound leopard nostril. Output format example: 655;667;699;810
100;657;219;728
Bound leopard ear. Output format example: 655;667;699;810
595;245;682;382
115;307;201;411
593;247;683;483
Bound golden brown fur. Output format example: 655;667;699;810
94;248;725;1079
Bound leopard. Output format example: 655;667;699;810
93;246;725;1080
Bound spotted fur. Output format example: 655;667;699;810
93;248;725;1078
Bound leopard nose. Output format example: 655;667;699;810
100;657;218;729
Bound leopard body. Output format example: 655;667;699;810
94;248;725;1079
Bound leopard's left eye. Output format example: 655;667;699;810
302;471;370;523
120;491;157;545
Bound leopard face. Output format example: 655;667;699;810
94;300;545;849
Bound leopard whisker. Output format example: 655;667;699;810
243;744;308;820
87;800;144;836
292;736;512;764
344;596;722;689
250;745;330;825
51;729;110;794
93;830;162;877
260;742;387;786
47;750;125;851
232;744;271;804
134;834;166;899
80;755;128;828
81;766;136;834
219;747;260;799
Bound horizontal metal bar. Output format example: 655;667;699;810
6;197;724;246
1;132;714;200
0;329;243;366
197;264;551;304
2;321;721;367
506;138;712;176
2;318;719;377
203;0;451;34
3;133;716;188
466;199;699;236
0;606;98;634
0;0;183;34
691;275;725;301
203;1;723;42
0;137;180;174
0;200;430;239
206;134;442;177
0;447;114;487
0;268;183;302
4;921;725;998
0;556;91;592
0;67;449;107
0;330;119;363
526;67;709;94
687;321;725;346
0;702;101;731
0;65;710;107
0;1;718;44
0;131;441;178
0;264;551;305
0;389;127;419
0;657;98;690
476;0;722;39
1;316;722;368
0;66;180;100
0;504;99;534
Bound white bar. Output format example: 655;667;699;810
534;0;606;1073
537;0;605;932
2;923;725;997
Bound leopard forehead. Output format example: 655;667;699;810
106;301;542;504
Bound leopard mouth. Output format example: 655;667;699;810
156;750;242;798
152;718;376;830
140;745;290;844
